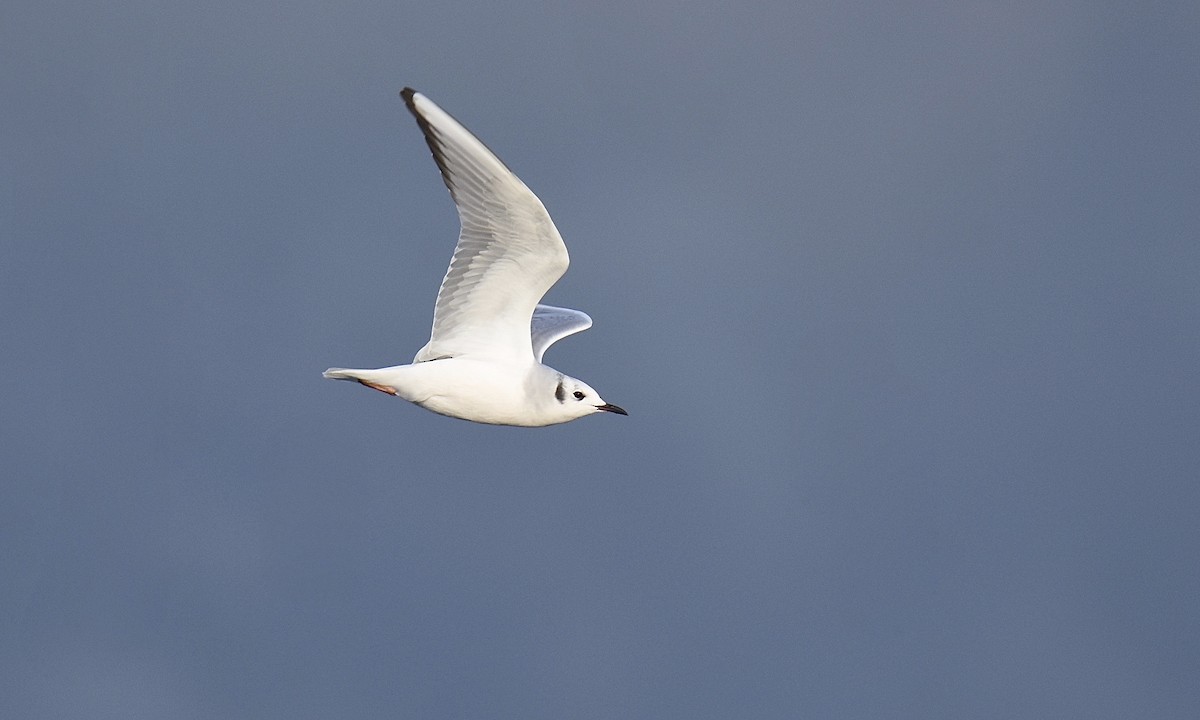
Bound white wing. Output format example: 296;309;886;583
530;304;592;363
402;89;570;363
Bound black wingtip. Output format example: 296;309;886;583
399;88;458;197
396;88;517;198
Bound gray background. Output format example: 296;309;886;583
4;1;1199;718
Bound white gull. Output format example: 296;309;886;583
323;88;626;426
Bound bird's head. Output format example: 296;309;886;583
548;373;627;423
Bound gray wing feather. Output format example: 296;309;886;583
530;305;592;363
402;89;570;363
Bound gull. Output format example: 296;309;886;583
323;88;627;426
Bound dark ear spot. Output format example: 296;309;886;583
555;380;566;402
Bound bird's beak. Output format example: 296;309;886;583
596;403;628;416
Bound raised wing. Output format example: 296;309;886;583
530;304;592;363
402;89;569;363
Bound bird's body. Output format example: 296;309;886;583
324;89;625;426
325;357;585;427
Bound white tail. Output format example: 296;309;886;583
322;367;399;396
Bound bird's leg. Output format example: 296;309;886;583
357;379;398;396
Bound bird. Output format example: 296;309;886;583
323;88;627;426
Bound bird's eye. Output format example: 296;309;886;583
573;391;585;400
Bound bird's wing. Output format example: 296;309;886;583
402;89;569;363
530;304;592;363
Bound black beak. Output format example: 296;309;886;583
596;403;628;416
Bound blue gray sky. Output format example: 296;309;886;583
4;1;1199;718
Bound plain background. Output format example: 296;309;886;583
3;1;1198;718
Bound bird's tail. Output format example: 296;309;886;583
322;367;400;396
323;367;358;381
